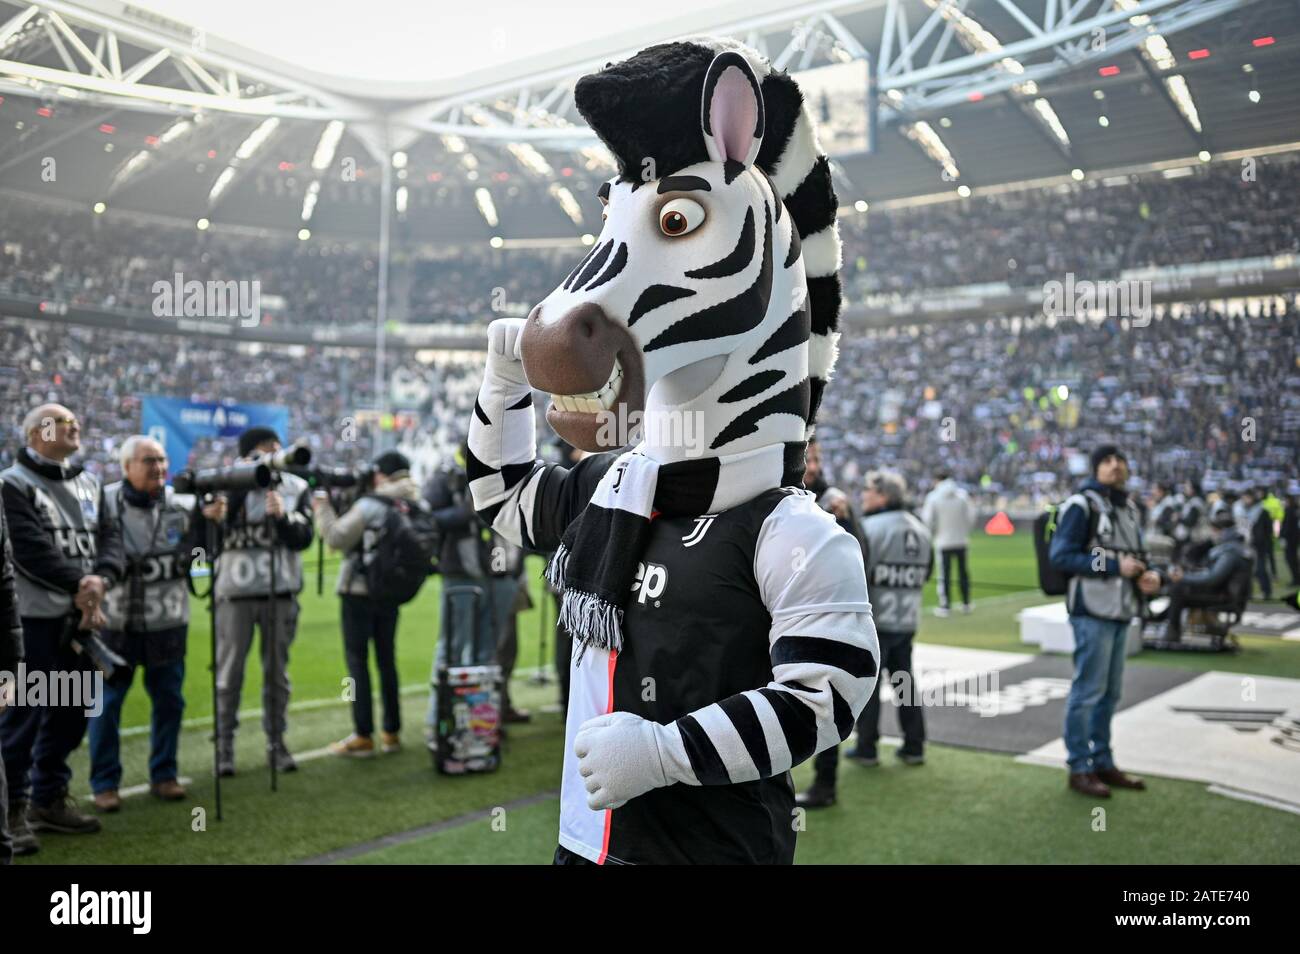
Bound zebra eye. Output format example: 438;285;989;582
659;198;705;237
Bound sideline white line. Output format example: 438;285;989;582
117;664;559;739
1205;784;1300;817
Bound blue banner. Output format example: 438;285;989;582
140;396;289;476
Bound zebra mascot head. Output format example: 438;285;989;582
521;38;841;472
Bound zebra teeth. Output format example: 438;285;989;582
549;357;623;414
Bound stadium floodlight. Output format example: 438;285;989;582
904;121;960;181
1165;75;1203;134
196;217;210;230
1248;90;1260;104
548;183;583;225
112;148;151;189
1071;168;1085;181
301;180;321;222
93;201;106;214
580;233;595;245
395;185;409;214
298;228;311;241
310;120;345;171
854;199;868;213
508;142;554;177
235;117;280;160
392;150;408;169
441;134;467;153
159;118;193;144
1032;99;1070;147
1198;150;1211;162
208;165;236;203
474;187;498;227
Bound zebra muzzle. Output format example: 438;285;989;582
521;302;645;452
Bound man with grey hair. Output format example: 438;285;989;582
1;403;124;851
799;468;932;808
86;436;198;812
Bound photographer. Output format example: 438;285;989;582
87;437;196;811
798;470;932;809
0;404;124;849
192;426;313;776
1049;445;1159;799
312;451;421;757
1158;500;1254;641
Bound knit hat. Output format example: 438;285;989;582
1090;443;1126;475
238;426;281;457
373;450;411;476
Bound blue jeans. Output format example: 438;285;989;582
88;660;185;792
1063;615;1128;774
425;576;516;727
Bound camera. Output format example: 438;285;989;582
172;461;273;494
288;463;375;490
260;441;312;472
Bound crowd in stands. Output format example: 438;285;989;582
839;151;1300;300
6;152;1300;329
820;298;1300;508
0;319;480;483
4;151;1300;508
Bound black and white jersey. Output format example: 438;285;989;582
525;453;877;865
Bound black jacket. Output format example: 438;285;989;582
0;505;22;670
423;465;486;577
1172;529;1255;604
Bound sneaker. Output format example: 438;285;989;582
7;802;39;856
845;749;880;767
268;741;298;773
92;790;122;813
960;603;973;615
380;731;401;754
794;781;837;809
896;750;926;766
329;733;375;758
934;607;951;618
30;792;102;834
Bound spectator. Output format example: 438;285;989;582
0;501;23;863
921;468;977;616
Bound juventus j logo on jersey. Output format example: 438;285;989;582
681;515;717;548
612;462;628;493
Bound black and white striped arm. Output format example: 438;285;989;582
656;492;879;786
466;318;545;549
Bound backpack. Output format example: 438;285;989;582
1034;494;1101;596
362;496;440;605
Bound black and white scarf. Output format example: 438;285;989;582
544;440;806;656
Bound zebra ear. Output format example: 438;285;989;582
700;51;764;169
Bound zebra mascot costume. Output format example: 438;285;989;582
468;38;879;864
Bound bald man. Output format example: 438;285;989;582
0;404;124;853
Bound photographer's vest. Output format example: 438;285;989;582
338;496;389;596
215;473;308;600
101;482;195;632
861;507;933;636
1063;489;1146;622
0;454;104;619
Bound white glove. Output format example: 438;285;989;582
485;317;529;391
574;711;674;810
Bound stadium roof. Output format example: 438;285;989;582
2;0;1298;243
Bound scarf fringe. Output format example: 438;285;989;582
542;542;569;591
558;588;624;659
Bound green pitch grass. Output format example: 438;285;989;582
18;531;1300;865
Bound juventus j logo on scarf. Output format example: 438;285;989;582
545;441;805;657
